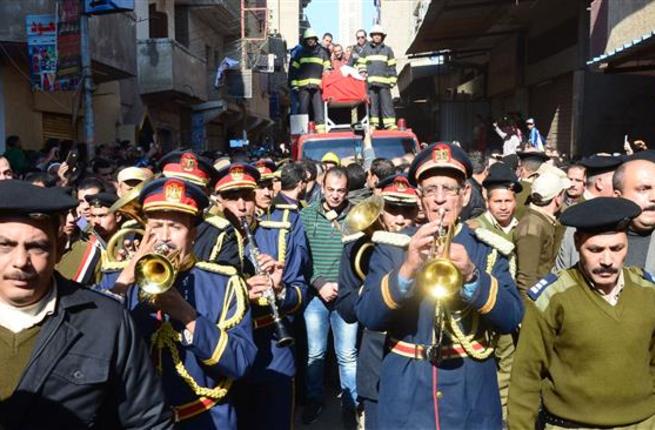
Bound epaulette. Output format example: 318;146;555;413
274;203;298;211
473;228;515;256
371;231;411;249
204;214;231;230
527;272;559;301
342;231;365;244
89;285;125;303
195;261;238;277
259;220;291;229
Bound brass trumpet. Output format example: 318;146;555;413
135;242;179;302
342;195;384;237
415;209;463;302
109;182;149;226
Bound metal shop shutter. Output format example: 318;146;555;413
42;113;75;142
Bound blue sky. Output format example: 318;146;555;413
305;0;376;44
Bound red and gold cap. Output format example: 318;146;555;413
159;150;217;188
408;142;473;186
214;163;261;193
377;174;418;206
140;178;208;217
255;159;277;182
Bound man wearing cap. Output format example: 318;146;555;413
508;197;655;429
357;25;397;130
100;177;257;429
159;150;242;269
514;150;550;219
0;181;172;429
213;163;307;430
289;28;331;133
116;166;154;197
467;162;522;418
254;160;277;215
337;174;419;429
356;143;523;429
321;151;340;170
515;168;570;301
57;192;121;285
555;154;623;271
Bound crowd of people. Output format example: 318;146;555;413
289;25;398;132
2;129;655;430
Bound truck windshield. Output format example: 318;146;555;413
301;137;416;161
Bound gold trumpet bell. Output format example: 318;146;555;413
135;253;176;297
416;258;463;301
343;195;385;236
109;182;149;226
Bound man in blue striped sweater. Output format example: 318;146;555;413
300;166;358;428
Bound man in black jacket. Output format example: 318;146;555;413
0;181;171;430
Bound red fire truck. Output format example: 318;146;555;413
290;70;420;161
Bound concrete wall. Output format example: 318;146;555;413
381;0;417;98
270;0;300;48
605;0;655;53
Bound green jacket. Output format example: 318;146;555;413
508;267;655;428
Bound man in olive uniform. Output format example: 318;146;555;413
336;174;419;429
509;197;655;429
514;168;571;302
467;161;522;421
514;150;549;219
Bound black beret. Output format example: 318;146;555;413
84;192;119;208
408;142;473;186
516;150;549;163
578;154;624;176
560;197;641;233
0;181;77;217
501;154;519;171
482;162;523;193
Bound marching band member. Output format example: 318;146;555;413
99;177;256;429
336;173;419;429
356;143;523;429
214;163;307;430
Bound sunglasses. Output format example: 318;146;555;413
357;36;366;39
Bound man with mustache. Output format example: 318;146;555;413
0;181;172;429
336;174;419;429
508;197;655;429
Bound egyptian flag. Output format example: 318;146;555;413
72;236;102;285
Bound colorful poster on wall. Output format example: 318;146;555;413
56;0;81;90
26;15;58;91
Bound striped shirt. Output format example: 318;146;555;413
300;201;349;285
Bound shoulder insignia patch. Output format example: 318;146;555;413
195;261;238;277
204;215;231;230
372;231;411;249
474;228;515;256
342;232;365;243
527;272;559;301
259;220;291;229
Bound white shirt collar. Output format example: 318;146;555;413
484;211;518;234
0;280;58;333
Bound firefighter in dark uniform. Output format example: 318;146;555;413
357;24;397;130
337;174;419;429
98;177;257;429
158;150;241;268
213;163;308;430
355;143;524;429
290;28;331;133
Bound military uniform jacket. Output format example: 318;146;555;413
102;264;256;430
193;214;241;268
244;214;308;381
289;44;330;89
356;42;397;88
509;267;655;428
336;232;383;401
0;274;172;430
356;224;523;429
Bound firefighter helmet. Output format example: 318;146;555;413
370;24;386;36
303;28;319;40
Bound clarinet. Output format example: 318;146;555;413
240;217;294;347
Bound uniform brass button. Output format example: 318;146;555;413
73;370;83;379
436;391;443;399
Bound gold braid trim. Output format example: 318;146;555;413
149;274;247;400
485;248;498;273
446;312;494;361
277;210;290;266
209;231;226;262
